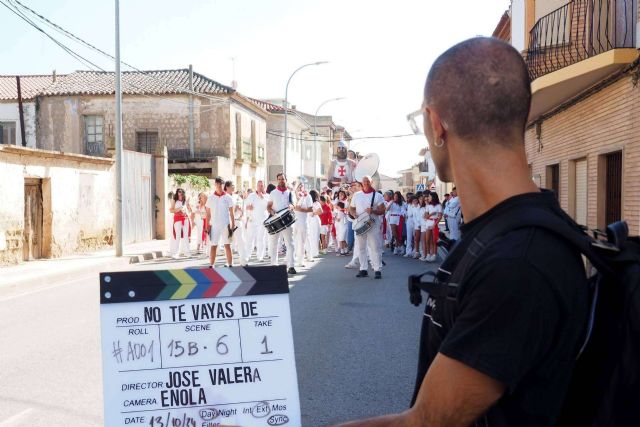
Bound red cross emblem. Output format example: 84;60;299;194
338;166;346;177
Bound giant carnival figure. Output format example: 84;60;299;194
327;140;357;188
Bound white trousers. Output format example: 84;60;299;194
307;217;321;258
405;220;415;254
245;222;266;260
356;227;382;271
232;222;247;264
170;219;191;257
294;220;309;266
269;226;294;268
447;217;461;241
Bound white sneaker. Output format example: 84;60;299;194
345;262;358;269
419;256;428;262
430;254;438;262
413;253;421;259
403;251;412;258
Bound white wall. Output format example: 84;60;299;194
511;0;526;52
0;102;37;148
0;148;115;264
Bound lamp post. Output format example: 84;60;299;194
283;61;328;176
314;97;345;189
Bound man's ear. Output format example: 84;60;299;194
425;107;446;142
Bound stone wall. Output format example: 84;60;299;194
36;94;232;156
0;146;115;265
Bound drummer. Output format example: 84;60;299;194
349;175;385;279
267;173;296;275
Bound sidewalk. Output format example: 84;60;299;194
0;239;169;288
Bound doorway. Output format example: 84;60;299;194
23;178;43;260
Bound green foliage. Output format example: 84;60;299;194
170;174;210;192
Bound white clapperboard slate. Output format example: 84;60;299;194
100;265;301;427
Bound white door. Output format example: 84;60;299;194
575;159;587;226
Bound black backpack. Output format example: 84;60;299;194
409;207;640;426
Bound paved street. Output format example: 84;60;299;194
0;247;436;426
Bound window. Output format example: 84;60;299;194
604;151;622;225
242;139;252;161
136;130;158;154
84;115;104;156
545;163;560;200
0;121;16;145
235;112;242;160
251;120;257;163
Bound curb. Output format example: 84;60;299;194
129;251;165;264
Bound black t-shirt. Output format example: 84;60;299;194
415;192;589;426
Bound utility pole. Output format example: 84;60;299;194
16;76;26;147
114;0;124;256
188;64;195;158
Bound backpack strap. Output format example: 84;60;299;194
450;206;613;285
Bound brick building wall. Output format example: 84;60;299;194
524;71;640;234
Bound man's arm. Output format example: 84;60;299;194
334;353;504;427
228;206;235;229
267;200;274;215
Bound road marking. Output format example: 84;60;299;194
0;408;34;426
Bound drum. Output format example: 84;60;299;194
353;213;375;236
263;208;296;235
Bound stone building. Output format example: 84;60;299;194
495;0;640;233
0;74;56;148
29;69;267;190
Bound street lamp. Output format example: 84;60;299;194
314;97;345;189
283;61;328;176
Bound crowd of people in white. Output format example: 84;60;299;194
169;172;462;279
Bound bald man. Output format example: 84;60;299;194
349;175;385;279
336;38;588;427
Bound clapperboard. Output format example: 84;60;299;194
100;265;301;427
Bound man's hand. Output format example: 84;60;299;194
365;208;372;214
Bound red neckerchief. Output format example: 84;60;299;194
277;185;287;192
214;191;225;197
362;187;375;194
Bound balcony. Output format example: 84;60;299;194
168;148;218;162
526;0;638;119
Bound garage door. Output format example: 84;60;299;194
575;159;587;226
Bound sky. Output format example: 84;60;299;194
0;0;510;176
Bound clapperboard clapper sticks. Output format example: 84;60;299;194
99;265;301;427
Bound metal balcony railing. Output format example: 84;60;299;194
526;0;637;80
168;148;218;161
85;141;106;157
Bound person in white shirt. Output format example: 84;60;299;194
267;173;296;275
334;189;349;256
387;191;406;255
293;182;313;267
404;193;416;257
169;188;192;258
383;191;393;248
349;175;385;279
444;187;461;241
226;182;248;266
245;180;269;261
206;177;235;267
193;192;209;254
307;190;322;259
422;191;443;262
414;194;428;259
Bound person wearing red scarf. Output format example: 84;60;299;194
293;182;313;267
169;188;192;258
348;175;385;279
205;177;235;267
245;180;269;261
266;173;296;274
